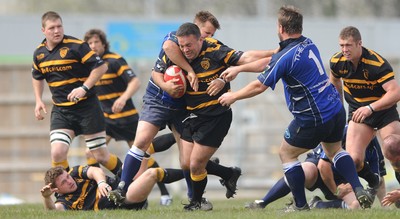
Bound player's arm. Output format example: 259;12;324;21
163;40;198;91
370;79;400;112
329;72;344;104
236;48;277;65
221;57;271;82
40;183;65;211
151;70;183;97
32;78;47;120
219;79;268;106
112;77;140;113
67;63;107;102
86;166;110;198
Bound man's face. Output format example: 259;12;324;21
177;34;203;61
197;21;217;39
87;35;105;56
42;18;64;47
54;171;77;194
339;36;362;63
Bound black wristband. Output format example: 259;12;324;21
367;104;375;113
81;84;90;92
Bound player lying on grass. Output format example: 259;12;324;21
40;165;183;211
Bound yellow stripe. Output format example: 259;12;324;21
63;38;84;44
186;99;220;110
186;90;207;95
38;59;78;67
191;171;207;181
103;109;138;119
117;65;129;76
53;97;88;106
71;180;90;209
81;51;96;63
196;66;225;78
48;77;87;87
342;78;378;85
103;53;121;59
97;92;123;101
223;50;235;64
100;73;118;80
377;72;394;83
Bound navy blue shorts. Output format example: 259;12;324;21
181;109;232;148
139;93;186;134
50;97;105;135
284;107;346;149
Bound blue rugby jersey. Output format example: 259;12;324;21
258;36;342;127
144;31;186;109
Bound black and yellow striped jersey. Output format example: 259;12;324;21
330;47;394;109
95;51;139;125
185;38;243;116
32;35;105;106
55;165;101;210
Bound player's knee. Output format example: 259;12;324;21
50;130;72;159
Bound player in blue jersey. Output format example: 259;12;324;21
245;125;386;210
219;5;372;210
330;26;400;195
108;11;231;210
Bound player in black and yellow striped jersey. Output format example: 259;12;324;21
31;11;121;175
330;26;400;193
83;29;181;205
41;165;183;211
174;23;276;210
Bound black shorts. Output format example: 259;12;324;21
106;121;138;142
284;107;346;149
99;197;147;210
349;105;399;129
50;97;105;136
181;109;232;148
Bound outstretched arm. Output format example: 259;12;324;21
40;183;65;211
221;57;271;82
218;80;268;106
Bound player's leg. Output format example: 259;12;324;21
85;135;112;167
85;131;122;175
50;129;75;171
147;157;173;206
149;133;176;153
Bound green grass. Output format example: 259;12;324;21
0;198;399;219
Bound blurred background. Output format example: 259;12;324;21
0;0;400;204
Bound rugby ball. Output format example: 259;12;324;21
164;65;187;98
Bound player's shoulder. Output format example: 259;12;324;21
63;35;85;45
329;52;346;65
102;51;123;60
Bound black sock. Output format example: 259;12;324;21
152;133;176;153
357;162;378;188
205;160;232;180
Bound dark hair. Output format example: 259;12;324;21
176;22;201;39
194;10;220;30
278;5;303;35
339;26;362;42
84;29;110;51
41;11;62;28
44;166;65;188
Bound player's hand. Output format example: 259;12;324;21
41;183;58;198
382;189;400;206
207;78;225;96
351;105;372;123
220;66;241;82
98;182;112;198
335;183;352;199
186;71;198;92
164;78;184;98
218;92;236;107
112;98;126;113
67;87;87;103
34;101;47;120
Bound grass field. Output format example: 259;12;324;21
1;197;399;219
